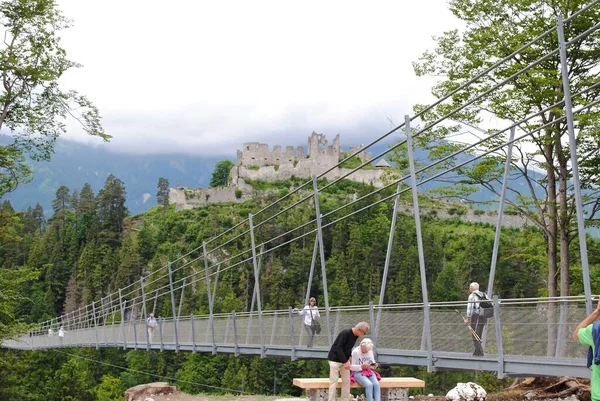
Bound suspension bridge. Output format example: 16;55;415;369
4;1;600;381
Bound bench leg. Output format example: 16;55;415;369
381;388;408;401
307;389;328;401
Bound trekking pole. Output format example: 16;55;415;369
455;309;481;343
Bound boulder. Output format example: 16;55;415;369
124;382;176;401
445;382;486;401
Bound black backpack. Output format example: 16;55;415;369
475;292;494;319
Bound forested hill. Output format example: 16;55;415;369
1;136;224;216
1;177;600;400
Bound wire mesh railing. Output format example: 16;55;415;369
5;296;591;364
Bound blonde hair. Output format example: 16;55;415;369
360;338;373;351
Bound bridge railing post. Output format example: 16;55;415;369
133;316;138;350
492;295;504;378
152;289;159;315
249;213;265;357
119;289;126;350
557;15;592;315
304;234;319;306
177;278;186;320
92;301;99;350
141;277;149;351
487;127;515;299
270;312;277;346
99;296;105;343
312;176;333;346
369;302;376;354
167;262;179;351
232;311;239;357
555;299;568;358
405;115;433;371
191;314;196;353
376;175;403;345
159;317;164;352
203;242;217;355
289;307;297;361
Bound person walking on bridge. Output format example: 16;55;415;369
464;282;486;357
293;296;320;348
146;313;157;342
58;326;65;345
327;321;370;401
574;300;600;401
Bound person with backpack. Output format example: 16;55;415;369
146;313;157;342
293;297;320;348
573;299;600;401
463;282;489;357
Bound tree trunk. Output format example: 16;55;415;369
545;142;558;357
556;149;570;357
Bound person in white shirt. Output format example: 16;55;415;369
293;297;320;348
58;326;65;344
146;313;157;342
351;338;380;401
463;282;486;356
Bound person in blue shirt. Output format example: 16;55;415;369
574;300;600;401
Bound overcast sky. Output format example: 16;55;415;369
57;0;461;157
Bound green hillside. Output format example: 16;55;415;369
1;178;599;400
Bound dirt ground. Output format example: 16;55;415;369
145;396;292;401
135;376;592;401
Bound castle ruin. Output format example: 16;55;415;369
232;132;379;184
170;132;387;211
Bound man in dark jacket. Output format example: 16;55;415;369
327;322;370;401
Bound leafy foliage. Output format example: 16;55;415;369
0;0;109;196
209;160;234;187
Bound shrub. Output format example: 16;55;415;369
474;209;485;215
235;189;243;199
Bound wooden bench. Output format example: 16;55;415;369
293;377;425;401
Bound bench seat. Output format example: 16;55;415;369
293;377;425;389
293;377;424;401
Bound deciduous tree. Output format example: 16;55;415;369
0;0;109;196
411;0;600;309
210;160;234;188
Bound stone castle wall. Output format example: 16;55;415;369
169;185;252;211
237;143;304;167
170;184;530;229
231;162;385;187
235;132;378;185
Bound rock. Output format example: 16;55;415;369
445;382;486;401
124;382;176;401
523;391;537;400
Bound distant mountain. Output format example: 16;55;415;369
1;134;548;218
2;137;227;216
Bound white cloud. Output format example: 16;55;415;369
57;0;460;156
